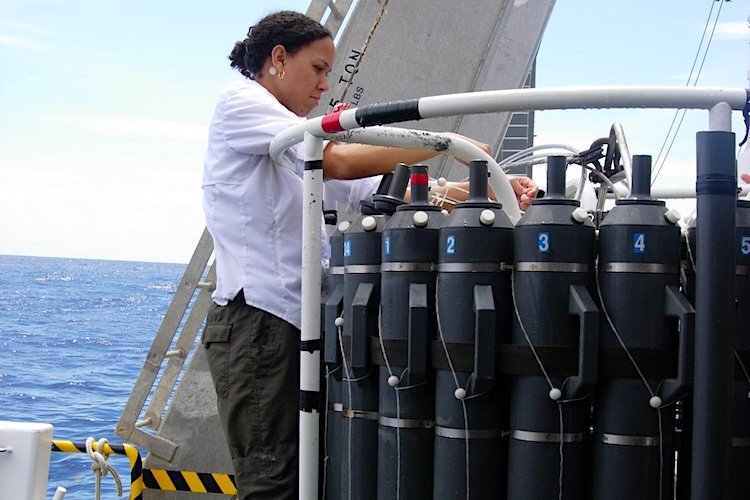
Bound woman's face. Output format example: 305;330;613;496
276;36;335;117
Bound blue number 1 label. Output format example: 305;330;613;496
344;240;352;258
384;236;391;256
633;232;646;254
538;232;550;253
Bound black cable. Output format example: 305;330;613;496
652;0;725;185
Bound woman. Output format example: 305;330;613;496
201;10;536;499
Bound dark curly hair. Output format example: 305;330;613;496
229;11;332;80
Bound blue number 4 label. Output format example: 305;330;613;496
633;232;646;254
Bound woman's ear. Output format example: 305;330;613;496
270;44;287;70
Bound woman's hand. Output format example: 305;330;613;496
508;175;538;210
742;173;750;184
332;101;351;113
442;132;491;162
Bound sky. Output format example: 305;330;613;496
0;0;748;263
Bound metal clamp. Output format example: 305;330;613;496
342;408;379;421
600;433;668;447
511;430;586;443
379;416;433;429
515;262;592;273
434;426;502;439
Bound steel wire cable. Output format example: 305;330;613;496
652;0;725;185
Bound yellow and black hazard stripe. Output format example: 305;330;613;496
51;439;144;500
143;468;237;496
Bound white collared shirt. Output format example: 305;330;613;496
202;79;379;329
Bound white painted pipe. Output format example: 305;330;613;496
416;86;747;119
299;132;324;500
271;87;747;163
324;126;521;222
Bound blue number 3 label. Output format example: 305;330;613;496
538;232;550;253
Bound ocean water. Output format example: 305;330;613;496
0;254;188;499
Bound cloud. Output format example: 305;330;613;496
0;20;54;36
47;114;208;142
0;34;40;49
0;19;57;49
715;22;749;40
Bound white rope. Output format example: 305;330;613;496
510;271;565;500
337;321;354;500
434;279;471;500
594;265;664;500
321;364;340;499
85;437;123;499
377;303;403;500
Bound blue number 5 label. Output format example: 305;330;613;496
741;236;750;256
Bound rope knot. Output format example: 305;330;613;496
85;437;123;498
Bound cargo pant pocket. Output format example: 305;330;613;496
202;323;232;398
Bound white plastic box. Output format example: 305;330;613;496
0;421;53;500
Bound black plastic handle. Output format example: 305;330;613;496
470;284;496;395
405;283;428;386
659;285;695;403
565;285;600;399
350;283;375;376
324;285;344;366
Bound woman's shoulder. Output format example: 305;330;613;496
218;79;298;119
220;78;269;102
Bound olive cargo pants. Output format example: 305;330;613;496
202;291;300;499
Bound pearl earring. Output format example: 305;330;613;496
268;66;277;76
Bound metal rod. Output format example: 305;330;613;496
690;130;737;499
326;0;342;19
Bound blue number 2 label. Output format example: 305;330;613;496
538;232;550;253
633;232;646;254
446;235;456;255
